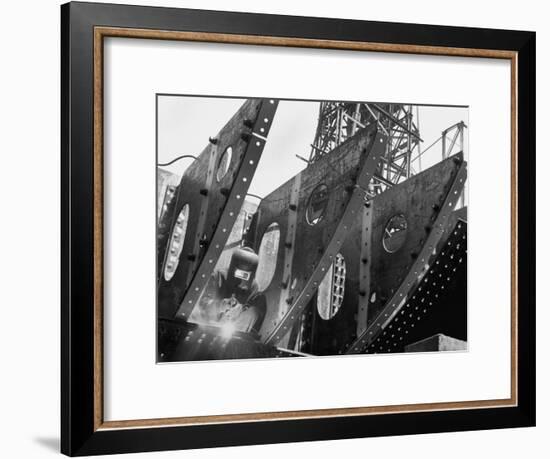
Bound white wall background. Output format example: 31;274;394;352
0;0;544;457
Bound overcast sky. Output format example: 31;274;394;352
157;96;468;199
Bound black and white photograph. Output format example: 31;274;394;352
157;96;468;363
0;0;539;456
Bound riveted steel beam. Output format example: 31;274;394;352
357;204;373;336
277;173;302;322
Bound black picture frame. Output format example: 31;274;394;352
61;1;535;456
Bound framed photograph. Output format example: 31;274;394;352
61;1;535;456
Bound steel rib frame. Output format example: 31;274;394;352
175;99;279;319
346;160;468;354
264;130;387;345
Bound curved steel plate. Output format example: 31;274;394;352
346;158;467;353
157;98;279;319
257;128;387;345
358;154;465;334
366;218;467;353
302;154;464;355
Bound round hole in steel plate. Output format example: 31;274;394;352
382;214;408;253
305;183;329;226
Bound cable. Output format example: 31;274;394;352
409;136;443;164
245;193;265;201
157;155;197;167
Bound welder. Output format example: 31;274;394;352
203;246;266;336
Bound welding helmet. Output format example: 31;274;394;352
227;246;259;291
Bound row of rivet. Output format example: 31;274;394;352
367;221;467;353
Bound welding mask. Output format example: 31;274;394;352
227;247;259;292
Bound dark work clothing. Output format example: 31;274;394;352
196;270;266;335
